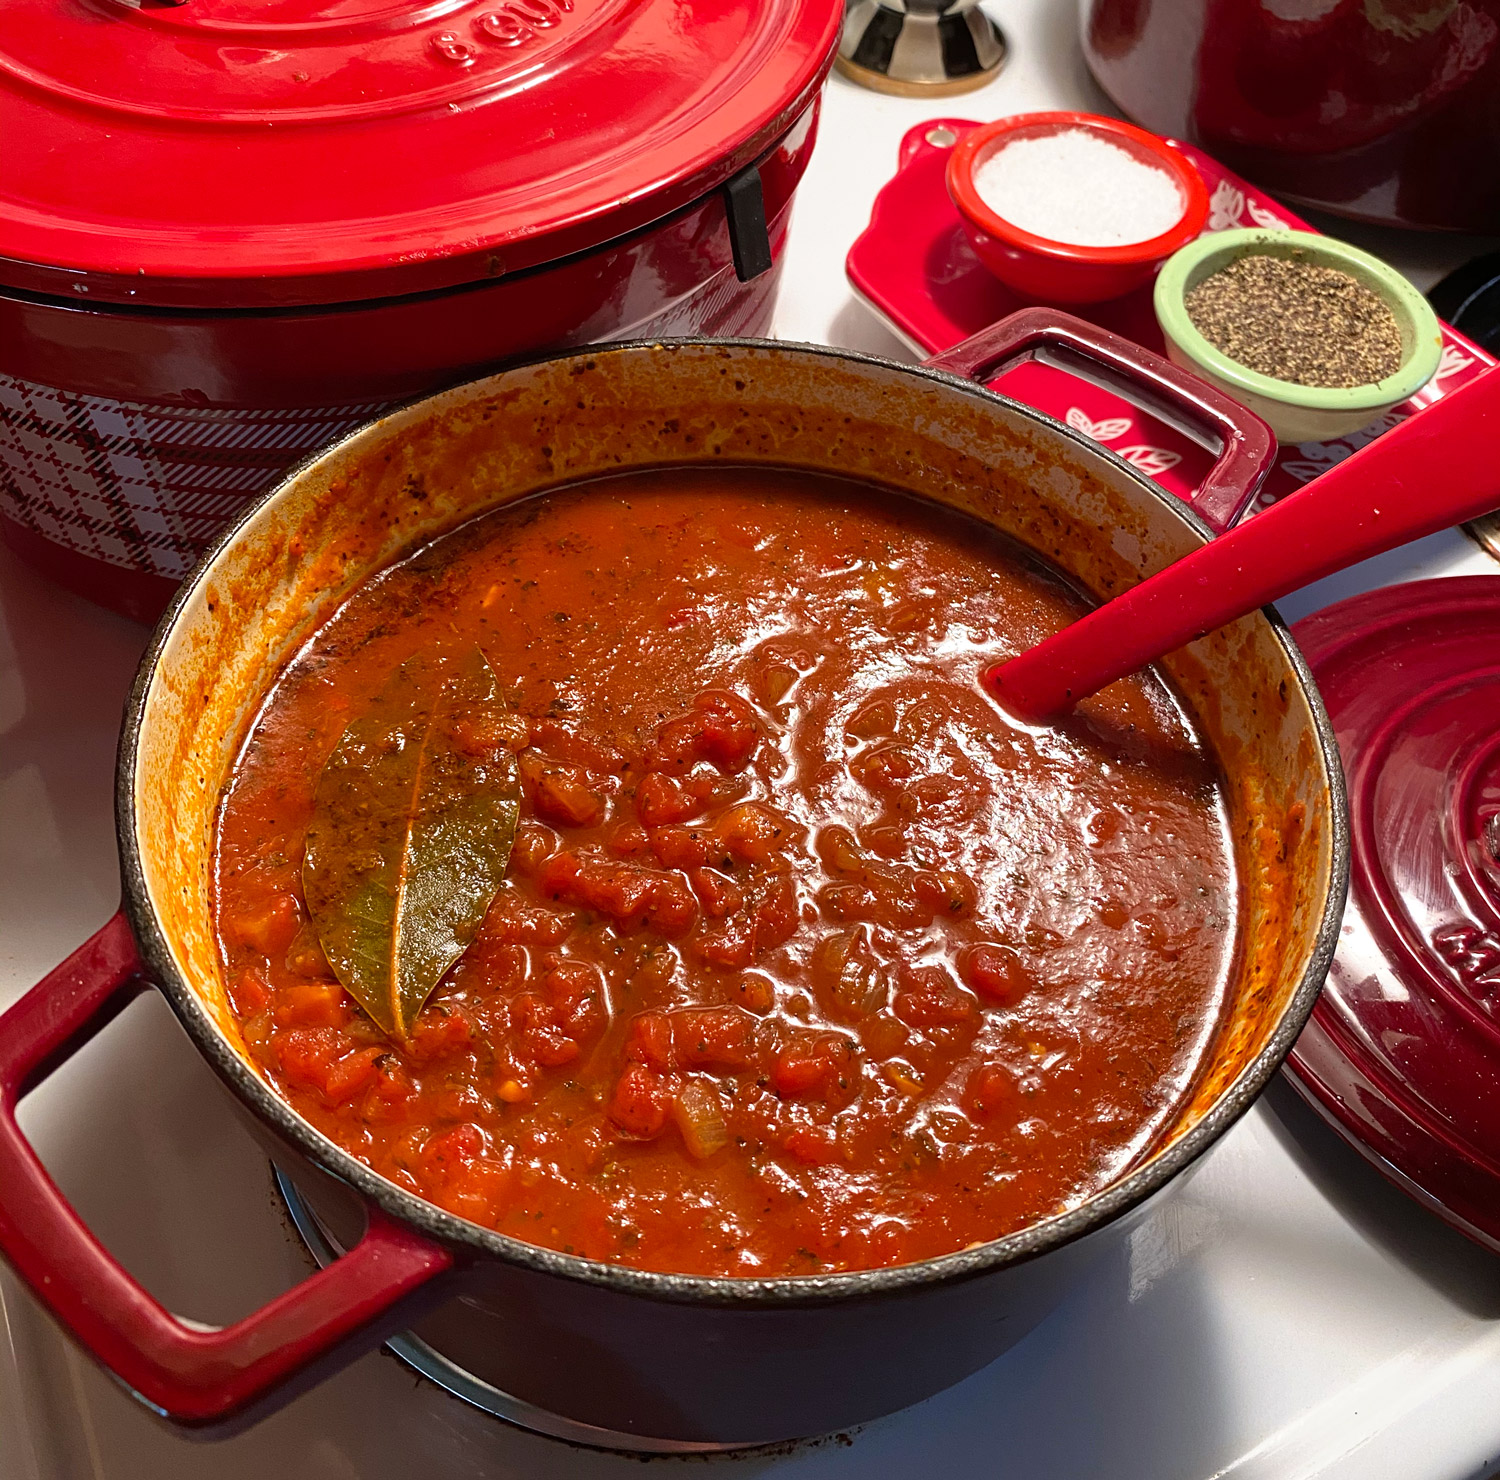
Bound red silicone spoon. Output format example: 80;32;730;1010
990;365;1500;720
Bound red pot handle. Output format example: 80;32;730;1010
0;912;454;1424
923;306;1277;534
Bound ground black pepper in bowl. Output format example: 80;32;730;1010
1184;252;1404;388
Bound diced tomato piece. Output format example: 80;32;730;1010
360;1057;418;1121
509;991;552;1033
750;875;799;951
649;826;714;870
772;1048;830;1099
320;1046;383;1104
672;1006;759;1071
276;1029;380;1105
408;1005;474;1060
541;851;698;936
817;882;877;923
654;713;706;766
540;849;584;897
636;771;697;826
652;692;761;773
913;870;977;918
574;861;657;920
428;1082;490;1125
958;944;1034;1007
509;822;560;877
542;959;599;1012
562;991;605;1039
480;893;573;946
532;766;604;828
684;770;745;807
893;967;979;1028
607;820;651;856
228;966;272;1018
433;1157;514;1224
273;979;351;1030
692;691;761;772
528;718;627;774
451;938;527;995
275;1027;339;1086
772;1032;856;1100
690;868;744;918
523;1026;581;1066
693;919;753;969
646;874;698;937
608;1064;673;1138
230;893;302;956
781;1126;840;1165
418;1121;488;1178
713;804;784;863
625;1011;674;1072
450;711;530;757
964;1064;1014;1117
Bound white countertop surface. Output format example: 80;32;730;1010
3;2;1500;1476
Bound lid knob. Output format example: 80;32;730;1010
835;0;1006;96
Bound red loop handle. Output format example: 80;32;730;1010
0;913;453;1423
923;307;1277;533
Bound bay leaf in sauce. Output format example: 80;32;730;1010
303;646;520;1040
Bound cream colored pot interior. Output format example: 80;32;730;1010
130;340;1334;1178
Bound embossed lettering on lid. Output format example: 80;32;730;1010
0;0;840;307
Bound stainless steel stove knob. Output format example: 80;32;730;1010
836;0;1007;96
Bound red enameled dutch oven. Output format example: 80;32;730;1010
0;314;1347;1446
0;0;840;625
1080;0;1500;233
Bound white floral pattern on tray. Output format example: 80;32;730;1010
1066;407;1183;478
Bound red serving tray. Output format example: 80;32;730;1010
847;119;1496;516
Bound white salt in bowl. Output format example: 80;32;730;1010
946;112;1209;305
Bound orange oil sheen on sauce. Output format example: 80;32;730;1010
212;466;1238;1277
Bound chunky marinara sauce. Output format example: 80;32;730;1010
214;467;1237;1277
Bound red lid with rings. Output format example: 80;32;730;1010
1286;576;1500;1253
0;0;840;309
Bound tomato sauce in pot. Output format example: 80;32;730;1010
213;466;1238;1277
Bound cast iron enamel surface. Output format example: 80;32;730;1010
0;0;840;304
1286;577;1500;1252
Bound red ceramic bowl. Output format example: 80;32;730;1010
946;112;1210;305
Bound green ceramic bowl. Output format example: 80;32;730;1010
1154;228;1443;444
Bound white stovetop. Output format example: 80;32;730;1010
3;3;1500;1477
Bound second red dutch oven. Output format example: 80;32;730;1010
0;0;840;623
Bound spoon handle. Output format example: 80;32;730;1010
989;366;1500;720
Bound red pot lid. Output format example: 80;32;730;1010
1287;576;1500;1254
0;0;839;309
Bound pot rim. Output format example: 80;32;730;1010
116;334;1349;1308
